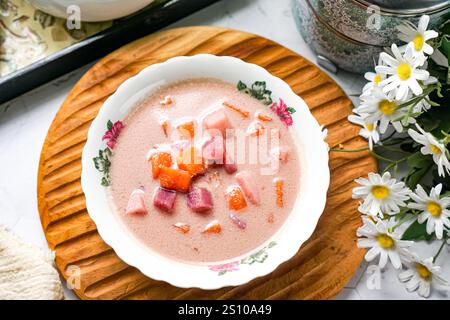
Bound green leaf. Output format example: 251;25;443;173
218;270;226;276
237;81;247;91
240;257;253;265
407;152;431;169
402;220;433;241
419;115;441;133
404;152;433;189
107;120;113;131
405;165;432;189
260;94;272;105
286;107;296;114
440;36;450;61
101;176;110;187
104;147;112;156
268;241;277;248
252;81;267;92
93;157;104;171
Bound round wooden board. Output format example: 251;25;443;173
37;26;376;300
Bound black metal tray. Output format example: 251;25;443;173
0;0;219;105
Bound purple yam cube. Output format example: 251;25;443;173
187;186;213;213
153;187;177;212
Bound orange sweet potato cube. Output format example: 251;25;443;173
149;152;172;178
159;167;192;193
226;186;247;211
177;121;195;139
177;146;206;177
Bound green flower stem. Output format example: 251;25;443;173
394;84;438;111
381;154;410;174
329;145;409;155
329;146;411;165
369;151;394;163
433;239;447;263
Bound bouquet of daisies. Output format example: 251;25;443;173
339;15;450;298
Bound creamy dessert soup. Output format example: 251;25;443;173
108;78;300;263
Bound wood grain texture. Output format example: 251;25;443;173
37;26;376;300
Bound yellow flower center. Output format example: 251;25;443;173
378;100;397;116
427;201;442;217
397;63;412;81
371;185;389;200
416;263;432;280
365;123;375;131
431;144;442;155
374;74;382;85
376;233;395;249
413;34;425;51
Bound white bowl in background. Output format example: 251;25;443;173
81;54;330;289
27;0;155;22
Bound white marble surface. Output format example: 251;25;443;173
0;0;448;300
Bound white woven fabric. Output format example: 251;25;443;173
0;226;63;300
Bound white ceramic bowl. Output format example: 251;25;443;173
27;0;154;22
81;54;330;289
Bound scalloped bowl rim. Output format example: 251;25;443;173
81;54;330;290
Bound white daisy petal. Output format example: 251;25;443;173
413;69;430;80
365;246;381;262
406;276;420;292
418;15;430;33
418;281;431;298
426;216;435;234
378;251;388;268
434;220;443;239
388;251;402;269
399;269;414;282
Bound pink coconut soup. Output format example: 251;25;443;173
108;78;300;263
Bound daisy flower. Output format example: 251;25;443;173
357;216;412;269
408;124;450;177
399;254;448;298
362;56;386;95
362;71;385;94
348;114;380;149
376;44;429;101
355;88;410;133
353;172;411;216
397;15;438;60
409;184;450;239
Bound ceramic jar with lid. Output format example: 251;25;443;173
292;0;450;73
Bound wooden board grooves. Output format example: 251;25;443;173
37;26;376;300
45;142;85;174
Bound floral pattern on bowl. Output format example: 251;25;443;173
209;241;277;276
237;80;296;126
92;120;123;186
